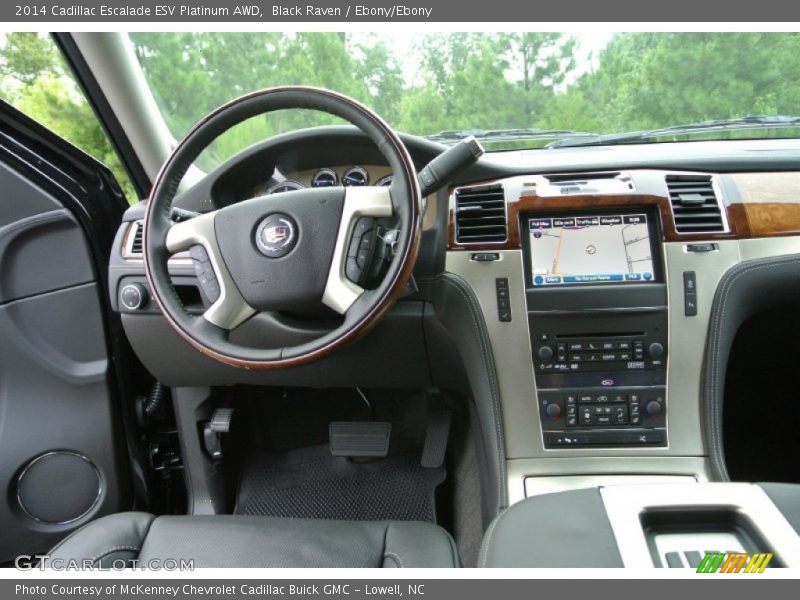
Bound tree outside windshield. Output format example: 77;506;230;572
129;33;800;152
2;32;799;197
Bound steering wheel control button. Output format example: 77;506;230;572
346;258;362;283
357;235;373;266
120;283;147;311
203;279;221;303
255;213;298;258
189;244;210;262
346;217;377;285
189;244;221;303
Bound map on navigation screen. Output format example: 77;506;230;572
528;214;655;286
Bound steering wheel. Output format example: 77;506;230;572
143;87;422;369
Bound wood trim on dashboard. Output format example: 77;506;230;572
727;172;800;239
447;172;800;250
727;202;800;239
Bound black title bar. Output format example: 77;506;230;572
4;0;800;22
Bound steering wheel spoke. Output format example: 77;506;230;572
165;212;256;330
322;186;393;314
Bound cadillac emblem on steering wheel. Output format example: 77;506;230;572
255;213;298;258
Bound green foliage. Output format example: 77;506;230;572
0;33;138;202
2;31;800;202
129;31;800;149
554;32;800;134
0;32;59;84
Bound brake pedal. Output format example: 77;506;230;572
330;421;391;458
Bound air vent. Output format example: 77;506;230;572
129;221;143;255
454;184;507;243
666;175;725;233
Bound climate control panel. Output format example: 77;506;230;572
538;387;667;448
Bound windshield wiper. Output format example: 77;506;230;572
548;115;800;148
426;128;596;145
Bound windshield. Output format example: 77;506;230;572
130;32;800;165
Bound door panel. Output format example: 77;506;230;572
0;107;130;561
0;209;95;303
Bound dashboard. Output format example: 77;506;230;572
107;126;800;504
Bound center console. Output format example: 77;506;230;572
521;208;669;449
479;482;800;568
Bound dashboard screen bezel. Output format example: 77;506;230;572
520;206;664;290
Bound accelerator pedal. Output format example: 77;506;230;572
203;407;234;461
421;410;452;468
329;421;392;458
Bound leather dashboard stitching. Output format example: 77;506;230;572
439;273;508;513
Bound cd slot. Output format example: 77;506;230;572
556;332;645;339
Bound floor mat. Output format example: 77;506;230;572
235;445;445;522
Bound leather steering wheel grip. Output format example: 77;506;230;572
142;86;422;369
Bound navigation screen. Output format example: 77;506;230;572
528;213;655;286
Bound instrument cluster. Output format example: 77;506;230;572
263;166;393;196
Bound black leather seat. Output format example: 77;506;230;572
47;512;460;568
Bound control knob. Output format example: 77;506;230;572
545;403;561;419
645;400;663;416
120;283;148;311
538;345;554;361
648;342;665;359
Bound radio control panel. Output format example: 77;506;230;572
534;335;665;376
